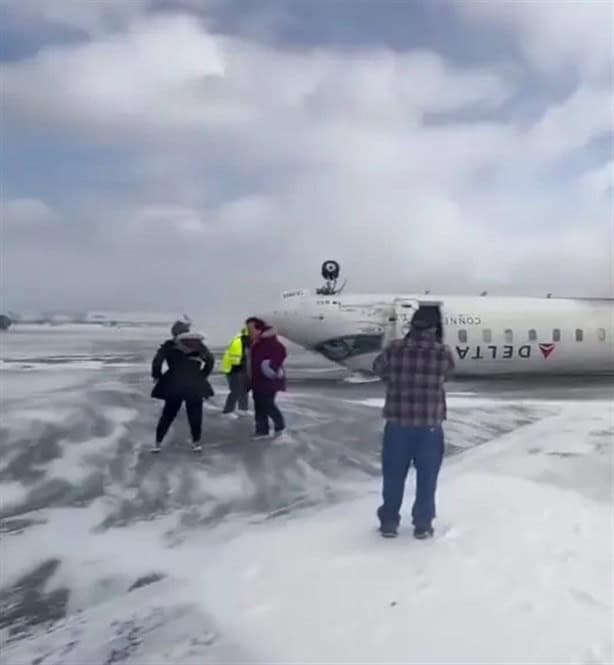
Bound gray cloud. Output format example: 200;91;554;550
1;1;612;339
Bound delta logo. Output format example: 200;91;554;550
538;343;556;359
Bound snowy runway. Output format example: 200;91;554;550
183;401;613;665
0;327;612;664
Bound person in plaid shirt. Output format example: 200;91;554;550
373;307;455;539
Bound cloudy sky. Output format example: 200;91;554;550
1;0;612;331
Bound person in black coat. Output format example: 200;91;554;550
151;321;215;452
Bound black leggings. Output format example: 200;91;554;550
253;392;285;435
156;398;203;443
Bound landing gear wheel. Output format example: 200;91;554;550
321;260;340;281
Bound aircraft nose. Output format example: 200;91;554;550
259;308;292;339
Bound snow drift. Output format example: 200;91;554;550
1;399;612;665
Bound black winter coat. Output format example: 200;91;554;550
151;338;215;401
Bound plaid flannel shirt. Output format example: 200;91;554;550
373;329;455;426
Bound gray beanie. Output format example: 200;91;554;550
171;320;191;337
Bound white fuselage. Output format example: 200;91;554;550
266;291;614;376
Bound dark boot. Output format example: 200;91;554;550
380;524;399;538
377;506;399;538
413;526;434;540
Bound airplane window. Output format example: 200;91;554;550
458;329;468;343
482;329;492;343
576;329;583;342
504;329;513;343
553;329;561;342
598;328;607;342
313;334;383;362
528;329;538;342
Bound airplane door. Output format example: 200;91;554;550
393;298;420;338
382;299;419;343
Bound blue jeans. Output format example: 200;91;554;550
378;422;444;530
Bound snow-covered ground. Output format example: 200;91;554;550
201;400;612;665
1;327;612;664
1;397;612;664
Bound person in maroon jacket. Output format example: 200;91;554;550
246;317;287;438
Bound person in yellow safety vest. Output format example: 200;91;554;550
221;327;250;415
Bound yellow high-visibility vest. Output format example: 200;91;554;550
221;334;245;374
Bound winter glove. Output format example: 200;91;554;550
261;359;284;380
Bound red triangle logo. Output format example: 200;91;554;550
539;343;556;359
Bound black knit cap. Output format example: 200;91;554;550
410;308;440;330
